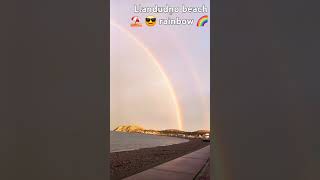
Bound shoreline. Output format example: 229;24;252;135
110;138;209;180
110;131;192;153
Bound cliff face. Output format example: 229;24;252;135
113;125;145;133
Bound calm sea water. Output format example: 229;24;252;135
110;131;189;152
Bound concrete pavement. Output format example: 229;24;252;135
124;145;210;180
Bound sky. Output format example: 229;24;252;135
110;0;210;132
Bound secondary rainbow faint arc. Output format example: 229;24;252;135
167;29;210;128
110;20;183;130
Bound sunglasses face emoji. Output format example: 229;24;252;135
145;16;156;26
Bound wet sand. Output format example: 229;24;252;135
110;139;210;180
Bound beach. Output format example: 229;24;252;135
110;139;210;180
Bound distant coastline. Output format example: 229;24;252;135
110;131;189;152
112;125;210;139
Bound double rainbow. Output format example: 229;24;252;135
197;15;208;27
111;20;184;130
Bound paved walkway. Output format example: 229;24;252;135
124;145;210;180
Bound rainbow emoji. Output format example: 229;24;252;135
197;15;208;27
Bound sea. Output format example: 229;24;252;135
110;131;189;153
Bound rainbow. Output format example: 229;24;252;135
197;15;208;27
166;29;210;127
110;20;184;130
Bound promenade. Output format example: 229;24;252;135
124;145;210;180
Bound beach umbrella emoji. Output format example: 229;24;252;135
131;16;142;27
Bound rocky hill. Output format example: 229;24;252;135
113;125;145;133
113;125;211;137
